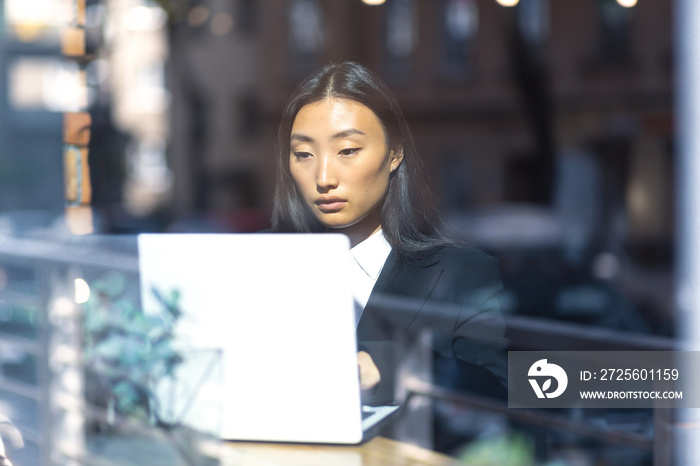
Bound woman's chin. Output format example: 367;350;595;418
315;214;353;230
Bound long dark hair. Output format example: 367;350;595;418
271;61;449;262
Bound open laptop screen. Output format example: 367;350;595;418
138;233;365;444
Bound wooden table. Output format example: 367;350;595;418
221;436;460;466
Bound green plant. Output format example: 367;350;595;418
83;272;183;424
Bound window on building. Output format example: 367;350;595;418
598;0;634;62
288;0;325;78
4;0;70;43
518;0;549;47
440;0;478;80
385;0;418;79
9;58;89;112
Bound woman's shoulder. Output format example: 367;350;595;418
400;241;499;277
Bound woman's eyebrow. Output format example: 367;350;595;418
330;129;366;140
291;129;366;144
290;133;314;143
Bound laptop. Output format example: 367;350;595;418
137;233;399;444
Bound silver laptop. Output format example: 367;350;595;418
137;233;398;444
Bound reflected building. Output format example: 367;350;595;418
251;0;674;330
161;0;268;231
106;0;171;219
0;0;65;215
0;0;676;463
256;0;672;249
147;0;676;363
105;0;673;269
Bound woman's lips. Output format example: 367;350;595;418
315;198;347;212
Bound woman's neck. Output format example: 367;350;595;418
335;223;382;249
330;204;383;248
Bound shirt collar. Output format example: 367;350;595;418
349;229;392;280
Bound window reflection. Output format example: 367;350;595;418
386;0;418;59
385;0;418;78
518;0;549;47
4;0;73;42
441;0;478;79
288;0;325;78
124;5;167;32
0;264;39;339
8;58;89;112
124;138;172;216
598;0;634;61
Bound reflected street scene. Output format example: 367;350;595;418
0;0;695;465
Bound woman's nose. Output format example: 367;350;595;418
316;154;338;192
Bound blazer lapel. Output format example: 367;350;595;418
357;249;445;340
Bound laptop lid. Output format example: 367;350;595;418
138;233;365;444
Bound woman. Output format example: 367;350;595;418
271;61;506;404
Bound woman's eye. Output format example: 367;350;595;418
293;151;313;159
339;148;360;156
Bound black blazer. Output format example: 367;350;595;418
357;245;507;404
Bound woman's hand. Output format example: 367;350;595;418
357;351;381;390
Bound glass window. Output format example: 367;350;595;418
8;58;88;112
441;0;478;80
385;0;418;78
518;0;549;46
598;0;634;61
4;0;73;42
288;0;325;78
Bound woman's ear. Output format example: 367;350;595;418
389;148;404;172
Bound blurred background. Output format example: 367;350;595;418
0;0;687;465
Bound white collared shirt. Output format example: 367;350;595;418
349;229;392;326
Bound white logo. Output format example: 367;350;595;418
528;359;568;399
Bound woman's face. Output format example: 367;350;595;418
289;98;403;245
